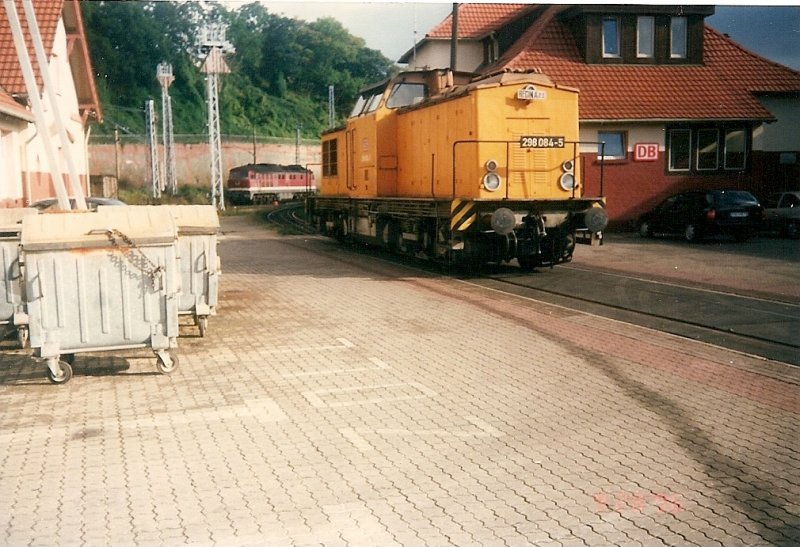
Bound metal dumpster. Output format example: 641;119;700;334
21;207;180;384
161;205;220;337
0;208;38;347
102;205;221;337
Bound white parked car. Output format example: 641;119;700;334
762;191;800;239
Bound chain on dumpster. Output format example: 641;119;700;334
104;229;164;289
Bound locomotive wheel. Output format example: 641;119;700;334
561;232;576;262
518;255;540;272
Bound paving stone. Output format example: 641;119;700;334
0;215;797;547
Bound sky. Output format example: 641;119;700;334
220;2;800;71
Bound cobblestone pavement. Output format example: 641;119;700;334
1;214;798;547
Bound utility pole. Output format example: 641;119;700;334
199;24;233;211
157;62;177;195
328;85;335;129
145;100;161;198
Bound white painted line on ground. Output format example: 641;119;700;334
338;416;502;452
302;381;437;408
263;337;355;355
281;356;390;378
339;428;374;451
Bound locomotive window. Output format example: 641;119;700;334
323;139;338;177
386;83;427;109
365;93;383;113
350;95;367;117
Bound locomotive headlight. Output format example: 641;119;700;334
559;173;576;191
483;159;501;191
482;172;502;191
562;160;575;172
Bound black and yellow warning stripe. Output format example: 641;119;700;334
450;199;477;232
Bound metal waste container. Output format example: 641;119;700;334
0;208;37;347
170;205;220;336
21;207;180;384
103;205;221;337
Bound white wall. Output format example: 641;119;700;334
753;96;800;152
15;18;89;201
405;40;484;72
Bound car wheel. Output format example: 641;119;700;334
684;224;699;242
638;221;652;238
786;221;799;240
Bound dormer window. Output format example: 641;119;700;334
637;16;654;58
583;9;708;65
670;16;687;58
602;17;620;57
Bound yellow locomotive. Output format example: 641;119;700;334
308;69;608;270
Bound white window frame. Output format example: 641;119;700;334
668;129;692;172
602;17;621;58
671;16;687;59
637;16;655;58
598;131;626;160
696;128;720;171
724;128;747;170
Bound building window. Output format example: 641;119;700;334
668;129;691;171
322;138;337;177
724;128;746;170
637;16;655;58
602;17;620;58
696;129;719;171
598;131;626;159
668;126;749;173
671;17;687;59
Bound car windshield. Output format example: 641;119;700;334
711;191;759;207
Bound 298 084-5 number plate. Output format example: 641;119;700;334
520;136;565;149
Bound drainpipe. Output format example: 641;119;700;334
450;3;459;71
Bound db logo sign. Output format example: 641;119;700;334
634;143;659;161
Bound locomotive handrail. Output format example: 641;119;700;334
451;139;606;200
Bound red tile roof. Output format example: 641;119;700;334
426;3;534;40
0;89;33;121
443;4;800;122
0;0;63;96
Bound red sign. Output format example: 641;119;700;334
634;143;659;161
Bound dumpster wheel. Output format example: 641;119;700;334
155;351;178;374
198;316;208;338
16;326;28;349
46;359;73;384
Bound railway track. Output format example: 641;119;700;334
266;202;800;367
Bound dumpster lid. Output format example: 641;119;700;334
99;205;220;234
21;207;177;250
162;205;220;234
0;207;37;233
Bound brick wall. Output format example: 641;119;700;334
89;140;322;188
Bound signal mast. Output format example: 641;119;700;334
199;24;233;211
157;62;177;196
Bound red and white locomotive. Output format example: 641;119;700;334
226;163;316;205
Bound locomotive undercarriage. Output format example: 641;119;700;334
310;197;605;270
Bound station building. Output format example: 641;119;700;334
401;4;800;226
0;0;101;207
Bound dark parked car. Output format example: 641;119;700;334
32;196;126;211
637;190;763;242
